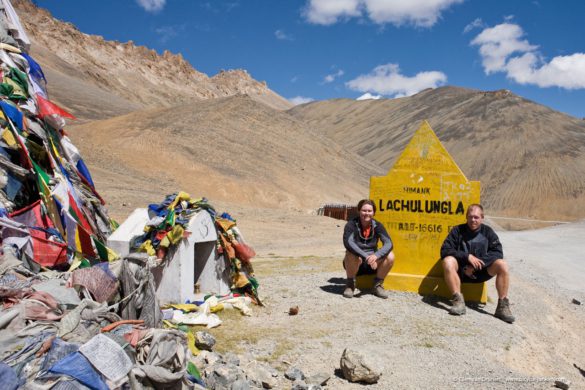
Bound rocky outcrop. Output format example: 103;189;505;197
12;0;292;116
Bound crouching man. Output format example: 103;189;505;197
342;199;395;299
440;204;515;323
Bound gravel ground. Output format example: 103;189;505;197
211;219;585;389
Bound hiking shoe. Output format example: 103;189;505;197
343;279;355;298
449;292;466;315
373;282;389;299
494;297;515;323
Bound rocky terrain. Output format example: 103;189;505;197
6;2;585;388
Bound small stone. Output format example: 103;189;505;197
195;350;221;368
243;361;278;389
571;298;581;305
289;306;300;315
223;352;241;366
339;348;381;384
207;363;243;389
306;372;330;386
285;367;305;381
195;331;216;351
231;378;251;390
555;379;571;389
291;379;308;390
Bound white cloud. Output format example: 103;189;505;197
303;0;464;27
275;29;294;41
303;0;361;25
290;96;315;105
346;63;447;97
471;23;585;89
357;93;383;100
323;69;344;83
463;18;484;34
471;23;537;74
136;0;166;13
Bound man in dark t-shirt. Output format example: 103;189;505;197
440;204;515;323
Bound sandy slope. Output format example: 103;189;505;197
66;95;383;217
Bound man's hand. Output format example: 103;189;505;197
366;254;378;270
463;265;477;279
467;254;485;270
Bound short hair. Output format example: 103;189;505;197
357;199;376;214
466;203;484;217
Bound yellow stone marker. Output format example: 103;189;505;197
365;120;486;302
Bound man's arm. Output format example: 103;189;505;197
481;226;503;268
440;226;468;263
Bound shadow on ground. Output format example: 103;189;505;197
421;294;490;317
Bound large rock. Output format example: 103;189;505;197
339;348;381;384
243;361;278;389
195;331;217;351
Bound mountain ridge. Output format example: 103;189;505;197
13;0;292;119
290;86;585;223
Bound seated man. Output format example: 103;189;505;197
342;199;395;299
440;204;514;323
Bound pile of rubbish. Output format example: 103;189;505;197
0;2;262;388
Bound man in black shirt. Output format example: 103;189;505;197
440;204;515;323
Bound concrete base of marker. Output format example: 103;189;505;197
356;273;487;303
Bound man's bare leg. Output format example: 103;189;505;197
487;259;509;299
442;256;461;294
489;259;515;323
442;256;465;315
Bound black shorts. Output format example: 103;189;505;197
357;260;376;276
342;252;377;276
458;266;493;283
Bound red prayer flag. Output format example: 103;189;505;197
35;93;76;119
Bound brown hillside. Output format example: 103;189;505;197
290;87;585;222
13;0;292;120
67;95;383;219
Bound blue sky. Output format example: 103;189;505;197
34;0;585;118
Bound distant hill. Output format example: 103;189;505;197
14;1;585;225
13;0;292;120
290;87;585;223
67;95;383;218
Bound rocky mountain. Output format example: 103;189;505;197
13;0;292;120
12;1;585;226
290;86;585;223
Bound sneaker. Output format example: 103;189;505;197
494;297;515;323
449;292;466;315
373;281;389;299
343;279;355;298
